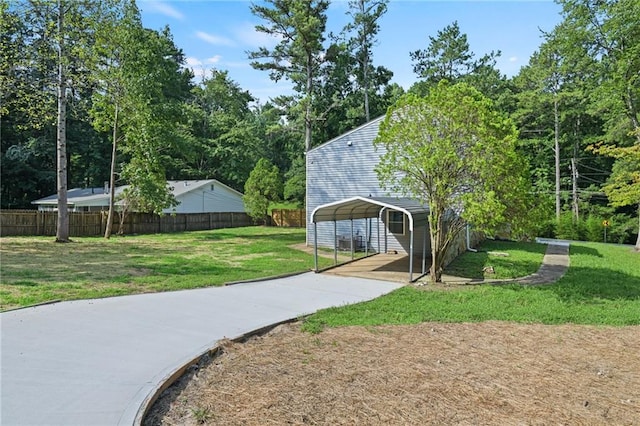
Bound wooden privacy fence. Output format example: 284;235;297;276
271;209;306;228
0;210;253;237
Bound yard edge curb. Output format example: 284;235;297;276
1;299;62;313
132;317;305;426
224;269;311;286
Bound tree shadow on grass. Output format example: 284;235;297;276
540;266;640;302
197;230;303;244
569;244;603;258
444;251;489;279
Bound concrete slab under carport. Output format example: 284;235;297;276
322;252;482;285
323;252;429;283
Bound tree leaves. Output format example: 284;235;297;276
374;82;532;282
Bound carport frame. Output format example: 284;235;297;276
311;196;430;282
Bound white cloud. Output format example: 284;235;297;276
233;22;281;48
509;56;519;62
184;56;225;80
185;57;203;67
205;56;222;64
144;1;185;21
196;31;235;47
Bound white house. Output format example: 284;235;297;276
32;179;245;214
306;117;481;280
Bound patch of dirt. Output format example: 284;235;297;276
145;322;640;425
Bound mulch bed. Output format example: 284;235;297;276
145;321;640;425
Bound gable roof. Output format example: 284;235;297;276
32;179;242;206
32;187;112;206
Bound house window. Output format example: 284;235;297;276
387;210;405;235
210;185;215;191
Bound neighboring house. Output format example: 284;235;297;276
32;179;245;214
306;117;481;273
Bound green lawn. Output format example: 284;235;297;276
0;227;330;311
444;239;548;279
302;241;640;332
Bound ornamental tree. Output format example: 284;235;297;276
244;159;283;223
374;82;533;283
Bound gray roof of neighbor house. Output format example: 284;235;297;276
310;196;429;231
32;179;242;206
32;187;111;205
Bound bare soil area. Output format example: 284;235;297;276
145;322;640;425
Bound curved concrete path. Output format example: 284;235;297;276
1;273;401;426
517;241;570;285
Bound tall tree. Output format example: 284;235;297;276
516;43;565;221
90;7;192;221
249;0;330;152
556;0;640;248
90;0;137;237
374;82;532;283
557;0;640;145
4;0;107;241
410;21;504;101
344;0;389;122
118;26;192;215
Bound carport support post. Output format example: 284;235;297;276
333;220;337;265
409;227;414;282
313;222;318;272
365;218;369;256
377;217;380;253
350;218;354;260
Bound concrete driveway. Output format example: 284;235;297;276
1;273;401;426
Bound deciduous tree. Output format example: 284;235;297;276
244;158;283;223
375;82;532;282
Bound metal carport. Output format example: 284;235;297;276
310;196;430;281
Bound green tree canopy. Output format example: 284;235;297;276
375;82;533;282
410;21;504;101
244;158;283;222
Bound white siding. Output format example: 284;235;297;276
306;117;430;255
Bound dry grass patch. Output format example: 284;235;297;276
146;321;640;425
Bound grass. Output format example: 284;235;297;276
302;241;640;332
444;239;547;279
0;227;332;311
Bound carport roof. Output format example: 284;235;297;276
311;196;429;230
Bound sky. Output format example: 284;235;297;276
138;0;564;103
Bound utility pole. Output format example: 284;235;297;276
571;157;579;222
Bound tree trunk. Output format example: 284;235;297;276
554;96;561;222
429;211;444;283
571;157;579;222
104;102;119;239
635;203;640;252
361;4;370;123
304;57;313;152
55;0;69;243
